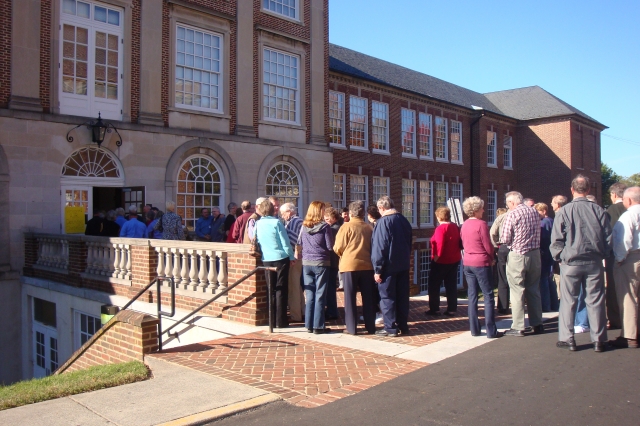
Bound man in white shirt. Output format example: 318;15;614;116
611;186;640;349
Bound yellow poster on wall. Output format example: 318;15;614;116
65;206;86;234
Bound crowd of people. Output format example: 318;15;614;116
83;175;640;349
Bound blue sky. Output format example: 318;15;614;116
328;0;640;177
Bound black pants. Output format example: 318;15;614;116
428;261;459;312
342;270;377;334
496;244;510;312
262;258;290;328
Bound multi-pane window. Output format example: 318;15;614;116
175;25;222;112
177;156;223;231
350;175;368;205
401;109;416;155
371;101;389;151
487;190;497;224
435;117;448;161
450;183;463;204
333;174;346;209
329;91;345;146
487;132;497;166
504;136;513;168
263;0;298;19
349;96;368;149
266;162;301;207
76;312;101;349
263;48;298;123
402;179;417;225
419;247;431;292
450;120;462;163
435;182;448;207
418;113;432;159
373;177;389;204
60;0;123;119
419;180;433;226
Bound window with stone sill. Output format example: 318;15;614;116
401;108;416;156
419;180;433;226
350;175;368;206
418;113;433;159
487;131;497;167
402;179;417;226
263;48;299;124
504;136;513;169
333;173;345;209
451;120;462;163
435;116;448;161
371;101;389;152
263;0;298;20
373;176;389;204
349;96;368;149
329;91;345;146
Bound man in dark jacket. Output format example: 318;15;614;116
371;196;413;337
551;175;612;352
85;210;104;236
605;182;627;329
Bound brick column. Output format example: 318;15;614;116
130;244;157;291
23;234;38;270
223;252;268;325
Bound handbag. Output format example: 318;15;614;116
248;236;262;259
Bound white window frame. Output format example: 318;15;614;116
504;135;513;169
350;174;368;206
262;47;300;125
329;91;345;148
418;112;433;160
174;24;224;114
487;189;497;224
371;101;389;154
418;245;431;293
372;176;389;204
419;180;433;228
401;108;417;158
59;0;124;120
262;0;299;21
402;179;417;226
349;96;368;151
487;131;497;167
435;116;448;162
333;173;346;209
74;310;102;350
450;120;463;164
450;183;463;204
435;182;448;208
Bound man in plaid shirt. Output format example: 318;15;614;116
500;191;544;336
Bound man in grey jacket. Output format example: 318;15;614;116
550;175;612;352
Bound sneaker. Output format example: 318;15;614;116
504;328;525;337
375;313;384;325
574;325;590;334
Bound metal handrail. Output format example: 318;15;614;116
121;277;172;311
162;266;276;343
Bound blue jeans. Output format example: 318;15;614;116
303;265;329;330
464;266;498;338
540;259;559;312
574;285;589;328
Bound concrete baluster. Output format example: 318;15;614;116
208;251;218;293
189;250;199;290
197;250;208;291
217;251;227;290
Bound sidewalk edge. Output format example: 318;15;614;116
155;393;281;426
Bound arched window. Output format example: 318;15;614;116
265;162;301;207
176;156;223;231
61;146;121;178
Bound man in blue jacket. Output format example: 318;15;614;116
371;196;413;337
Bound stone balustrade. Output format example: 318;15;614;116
35;236;69;271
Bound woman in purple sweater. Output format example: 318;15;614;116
297;201;335;334
460;196;502;339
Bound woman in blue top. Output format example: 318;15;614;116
255;199;296;328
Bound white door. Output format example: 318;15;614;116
61;185;92;233
33;323;59;378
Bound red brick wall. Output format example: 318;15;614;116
570;121;602;201
57;310;159;374
0;0;10;108
40;0;52;112
223;252;267;325
130;0;141;123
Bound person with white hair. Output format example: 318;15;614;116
154;201;184;240
280;202;305;322
120;205;147;238
244;197;267;243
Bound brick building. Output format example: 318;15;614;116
0;0;604;383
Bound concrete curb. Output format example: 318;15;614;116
155;394;282;426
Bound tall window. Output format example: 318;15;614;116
401;109;416;156
435;117;448;161
60;0;124;120
435;182;448;207
175;25;222;112
350;175;368;205
419;247;432;292
487;131;497;167
349;96;368;149
262;0;298;19
266;162;301;207
75;312;101;349
263;48;299;123
450;120;462;163
402;179;417;225
487;189;497;224
177;156;223;231
333;173;345;209
418;113;432;159
373;177;389;204
419;180;433;226
329;91;345;146
371;101;389;152
450;183;463;204
504;136;513;169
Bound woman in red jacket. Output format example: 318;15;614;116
425;207;462;317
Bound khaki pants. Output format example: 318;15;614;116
506;249;543;330
288;258;305;321
614;251;640;340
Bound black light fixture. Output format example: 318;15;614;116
66;112;123;148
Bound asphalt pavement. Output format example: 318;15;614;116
210;319;640;426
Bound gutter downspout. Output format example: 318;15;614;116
469;110;485;196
